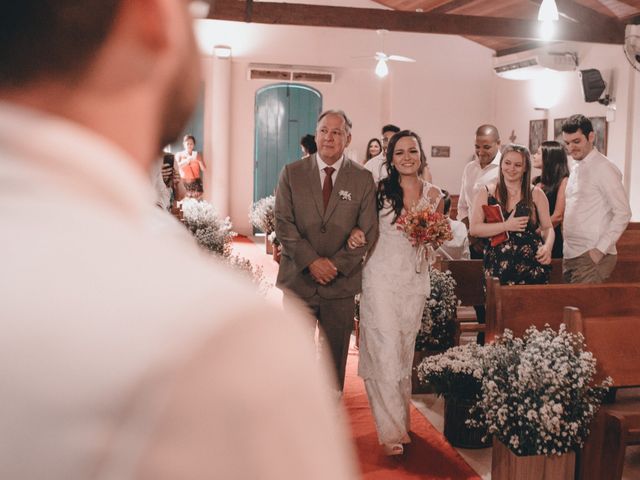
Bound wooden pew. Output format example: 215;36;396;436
441;257;640;303
616;227;640;259
438;257;640;344
564;307;640;480
434;258;485;344
484;279;640;342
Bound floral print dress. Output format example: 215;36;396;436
483;193;550;285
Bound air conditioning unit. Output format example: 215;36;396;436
248;64;335;84
493;50;578;80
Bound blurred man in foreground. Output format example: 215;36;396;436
0;1;358;479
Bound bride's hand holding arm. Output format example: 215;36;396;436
533;187;554;265
347;227;366;250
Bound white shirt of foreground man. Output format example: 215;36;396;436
0;102;358;480
0;0;358;477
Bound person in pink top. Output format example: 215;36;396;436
175;134;206;198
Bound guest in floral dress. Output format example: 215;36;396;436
469;144;554;285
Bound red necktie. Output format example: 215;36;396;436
322;166;335;211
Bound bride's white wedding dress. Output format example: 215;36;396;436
358;181;441;447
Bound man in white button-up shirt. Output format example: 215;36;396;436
561;114;632;283
457;125;501;342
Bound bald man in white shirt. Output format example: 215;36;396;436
561;114;632;283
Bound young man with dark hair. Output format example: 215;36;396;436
365;124;400;183
561;114;631;283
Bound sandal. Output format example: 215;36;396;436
383;443;404;456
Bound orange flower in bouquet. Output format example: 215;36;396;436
396;204;453;272
396;204;453;248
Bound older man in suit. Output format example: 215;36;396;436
275;109;378;390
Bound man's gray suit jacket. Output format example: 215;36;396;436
274;155;378;299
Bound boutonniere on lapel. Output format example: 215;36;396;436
338;190;352;201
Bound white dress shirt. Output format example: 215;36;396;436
0;102;358;480
563;148;632;259
438;219;471;260
316;154;344;187
364;153;387;184
457;151;501;221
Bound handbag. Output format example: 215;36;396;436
482;204;509;247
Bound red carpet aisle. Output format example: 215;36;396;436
344;348;480;480
231;236;480;479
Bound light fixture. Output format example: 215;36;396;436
375;59;389;78
537;0;559;40
537;0;559;22
214;45;232;58
539;20;555;41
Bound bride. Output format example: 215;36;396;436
349;130;442;456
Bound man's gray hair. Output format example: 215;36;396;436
317;109;352;134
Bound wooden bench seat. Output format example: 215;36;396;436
564;309;640;480
438;258;640;344
485;280;640;342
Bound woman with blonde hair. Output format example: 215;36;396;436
470;144;554;285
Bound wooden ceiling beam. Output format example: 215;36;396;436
495;41;548;57
208;0;626;44
427;0;476;14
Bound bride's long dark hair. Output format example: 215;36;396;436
377;130;427;223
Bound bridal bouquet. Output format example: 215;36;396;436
396;204;453;272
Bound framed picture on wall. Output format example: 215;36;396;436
590;116;608;155
529;119;548;154
553;116;607;155
553;118;567;144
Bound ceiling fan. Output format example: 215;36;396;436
356;30;416;77
624;24;640;73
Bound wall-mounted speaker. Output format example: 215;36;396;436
580;69;606;103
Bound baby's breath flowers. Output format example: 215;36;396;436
249;195;275;234
469;325;611;456
415;269;457;350
417;342;485;400
181;198;235;256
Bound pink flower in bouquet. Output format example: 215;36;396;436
396;205;453;249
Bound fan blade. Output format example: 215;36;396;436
388;55;415;62
388;55;416;63
375;52;388;61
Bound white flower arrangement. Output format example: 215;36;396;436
267;231;279;246
180;199;270;296
226;254;271;296
415;269;458;351
249;195;276;234
469;325;612;456
417;343;485;400
180;198;235;257
338;190;352;201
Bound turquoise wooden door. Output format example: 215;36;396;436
254;84;322;202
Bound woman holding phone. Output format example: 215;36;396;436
469;144;554;285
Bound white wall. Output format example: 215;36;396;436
195;19;495;233
493;42;640;219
